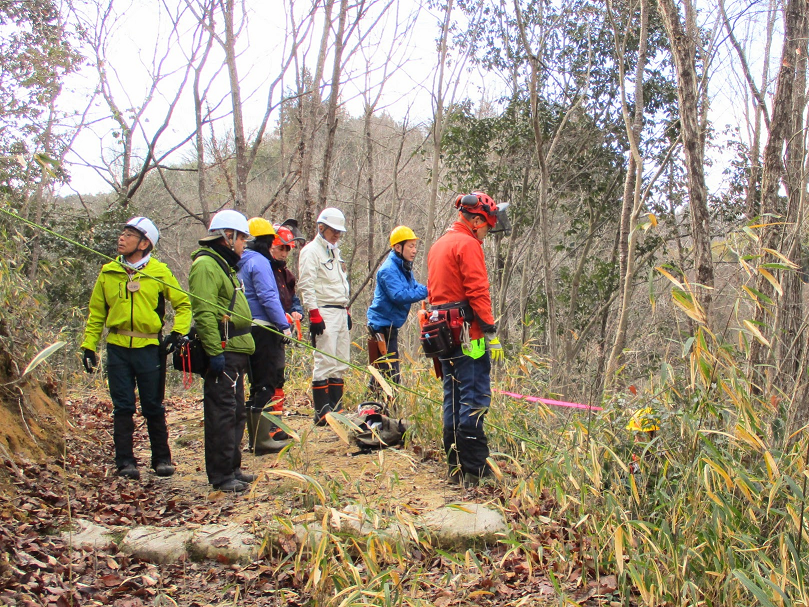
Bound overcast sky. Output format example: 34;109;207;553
56;0;782;197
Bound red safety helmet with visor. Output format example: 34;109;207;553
272;218;306;248
455;191;511;235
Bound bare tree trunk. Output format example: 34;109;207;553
364;106;376;269
749;0;809;375
318;0;349;210
420;0;453;278
605;0;648;383
657;0;714;321
718;0;776;218
193;7;215;226
301;0;335;234
220;0;246;207
775;8;808;425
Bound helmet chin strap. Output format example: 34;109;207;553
459;212;485;241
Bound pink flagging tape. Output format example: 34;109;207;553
495;390;603;411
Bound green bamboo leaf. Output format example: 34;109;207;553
732;570;777;607
742;285;774;305
22;341;66;377
760;263;794;271
261;412;299;441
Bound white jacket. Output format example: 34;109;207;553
298;233;350;310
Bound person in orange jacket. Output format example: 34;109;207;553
427;192;509;486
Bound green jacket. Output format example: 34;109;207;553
81;257;192;352
188;247;255;356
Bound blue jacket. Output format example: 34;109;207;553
237;248;290;330
366;251;428;330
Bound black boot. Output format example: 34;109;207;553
146;415;174;477
455;426;491;481
312;380;331;425
113;414;139;479
328;378;345;413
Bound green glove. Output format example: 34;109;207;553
486;335;504;362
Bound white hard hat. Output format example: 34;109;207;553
316;207;346;232
208;209;250;234
125;217;159;248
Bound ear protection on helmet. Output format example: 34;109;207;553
455;192;512;235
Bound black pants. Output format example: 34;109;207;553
247;326;286;410
203;351;248;486
107;344;163;418
107;344;170;469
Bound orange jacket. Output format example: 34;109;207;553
427;220;496;340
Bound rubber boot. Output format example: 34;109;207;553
145;415;175;477
245;408;257;452
443;427;462;485
252;408;290;455
455;427;491;484
113;414;139;479
312;380;331;425
328;378;345;413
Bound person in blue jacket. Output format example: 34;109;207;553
238;218;292;455
366;226;428;396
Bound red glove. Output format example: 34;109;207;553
309;309;326;337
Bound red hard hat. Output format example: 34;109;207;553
455;191;498;228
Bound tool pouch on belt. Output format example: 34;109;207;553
420;308;465;358
172;326;208;375
172;285;243;376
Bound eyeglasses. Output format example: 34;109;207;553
120;229;144;240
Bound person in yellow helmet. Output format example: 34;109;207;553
366;226;428;394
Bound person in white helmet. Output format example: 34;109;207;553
81;217;192;480
297;207;351;425
188;209;256;493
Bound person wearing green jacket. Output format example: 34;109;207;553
81;217;192;480
188;210;257;493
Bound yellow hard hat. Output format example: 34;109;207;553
247;217;276;238
390;225;418;247
626;407;659;432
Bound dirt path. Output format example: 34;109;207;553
146;387;469;523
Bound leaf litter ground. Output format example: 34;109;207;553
0;383;621;606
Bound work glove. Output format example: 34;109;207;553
309;309;326;337
208;353;226;375
161;331;183;356
485;334;504;363
82;349;97;373
347;310;353;331
281;327;293;346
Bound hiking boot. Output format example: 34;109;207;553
234;469;257;483
118;464;140;480
212;479;248;493
154;462;175;477
448;465;463;486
